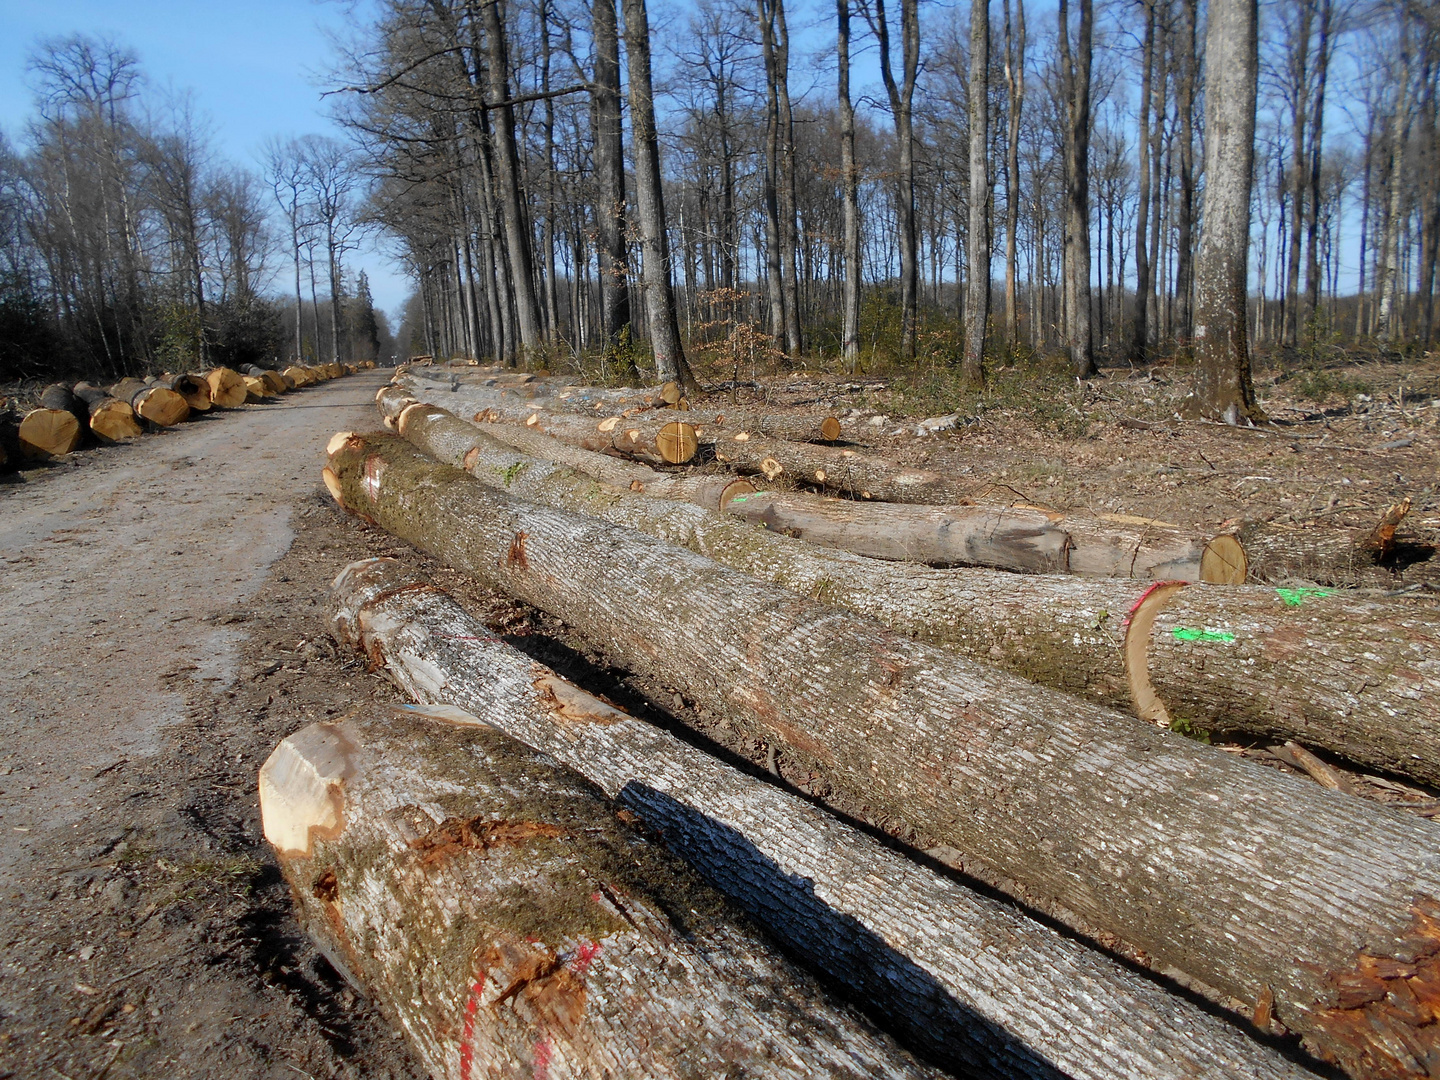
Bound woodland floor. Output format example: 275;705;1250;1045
0;352;1436;1079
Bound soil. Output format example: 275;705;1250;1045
2;354;1437;1079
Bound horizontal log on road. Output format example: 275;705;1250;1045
259;706;944;1080
73;384;143;443
389;405;1440;784
326;431;1440;1078
161;373;212;412
326;557;1317;1080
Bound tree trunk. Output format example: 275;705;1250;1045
622;0;695;388
260;707;940;1080
1190;0;1263;422
868;0;920;360
1129;1;1155;363
1283;1;1315;349
1377;45;1414;342
479;0;544;354
590;0;633;364
1003;0;1025;348
776;0;804;358
1057;0;1095;376
838;0;862;369
327;432;1440;1078
1174;0;1198;345
1304;0;1333;329
327;557;1317;1080
963;0;990;387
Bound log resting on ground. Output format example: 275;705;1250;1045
330;557;1317;1080
389;405;1440;784
327;431;1440;1079
1238;509;1439;589
260;706;942;1080
205;367;249;408
165;373;212;411
17;408;82;458
388;384;1244;581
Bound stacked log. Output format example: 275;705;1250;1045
261;706;946;1079
119;380;189;427
73;383;142;443
17;404;82;458
324;558;1314;1080
378;408;1440;784
205;366;249;408
326;431;1440;1078
164;373;212;412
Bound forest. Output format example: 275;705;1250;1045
2;1;1438;414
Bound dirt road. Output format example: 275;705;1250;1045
0;371;425;1079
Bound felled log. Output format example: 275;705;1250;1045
240;375;271;402
1238;503;1438;587
205;367;249;408
39;383;86;421
165;374;212;412
130;385;189;427
242;366;287;394
328;558;1315;1080
282;365;314;387
328;432;1440;1078
388;404;1440;782
260;707;941;1080
73;383;142;443
18;407;82;458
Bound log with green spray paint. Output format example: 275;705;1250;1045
354;402;1440;788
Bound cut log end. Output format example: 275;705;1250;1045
326;431;356;457
321;466;344;506
89;400;142;443
171;374;212;411
1199;534;1248;585
133;387;190;427
1122;581;1189;726
598;415;621;433
206;367;249;408
656;421;699;465
18;408;82;458
820;416;842;442
659;380;681;405
258;722;352;856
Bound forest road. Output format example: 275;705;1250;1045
0;369;426;1079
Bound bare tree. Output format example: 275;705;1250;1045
962;0;990;385
1057;0;1095;376
838;0;862;369
1002;0;1026;348
1191;0;1262;422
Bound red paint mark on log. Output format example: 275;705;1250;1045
362;455;386;503
1122;580;1184;628
459;976;487;1080
569;940;601;976
532;1036;553;1079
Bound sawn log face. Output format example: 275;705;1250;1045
327;433;1440;1078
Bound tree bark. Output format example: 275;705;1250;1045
1057;0;1095;376
73;383;143;442
1282;1;1315;349
478;0;544;354
1190;0;1263;422
328;435;1440;1075
261;707;940;1080
867;0;920;359
1129;1;1155;364
622;0;695;388
590;0;633;364
1174;0;1198;344
326;558;1318;1080
838;0;862;369
963;0;990;387
1002;0;1025;348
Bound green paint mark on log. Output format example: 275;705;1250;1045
1172;627;1236;643
1275;586;1335;607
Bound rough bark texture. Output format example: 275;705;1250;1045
327;432;1440;1077
1190;0;1263;421
963;0;990;387
387;407;1440;786
260;707;939;1080
589;0;632;357
1238;518;1440;589
327;558;1319;1080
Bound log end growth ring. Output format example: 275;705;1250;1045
1123;581;1189;726
1199;534;1248;585
819;416;842;442
656;422;699;465
258;723;355;857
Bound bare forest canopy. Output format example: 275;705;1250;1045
334;0;1439;412
0;37;393;383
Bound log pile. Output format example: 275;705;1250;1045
324;428;1440;1079
252;368;1440;1079
1;361;373;470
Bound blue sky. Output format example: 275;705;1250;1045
0;0;412;323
